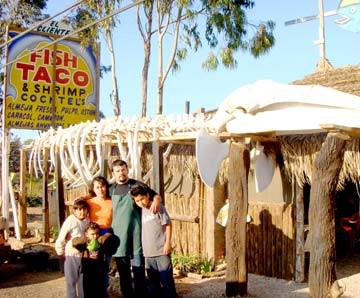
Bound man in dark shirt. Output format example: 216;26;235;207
110;159;161;298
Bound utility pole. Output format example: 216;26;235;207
316;0;333;71
285;0;334;72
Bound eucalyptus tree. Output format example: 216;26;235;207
0;0;48;64
72;0;122;116
136;0;198;116
137;0;275;116
0;0;47;30
136;0;154;117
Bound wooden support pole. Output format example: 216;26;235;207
19;149;27;236
152;142;164;201
56;149;65;226
309;133;346;297
185;101;190;114
205;177;226;262
42;148;50;242
295;183;305;282
226;142;250;297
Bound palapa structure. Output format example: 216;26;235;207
14;68;360;298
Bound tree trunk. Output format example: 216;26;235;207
140;4;153;118
106;29;120;116
226;142;250;297
309;133;346;298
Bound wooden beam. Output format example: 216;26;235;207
55;148;65;226
152;142;164;200
42;148;50;242
295;183;305;282
320;124;359;138
226;142;250;297
19;149;27;236
169;214;199;223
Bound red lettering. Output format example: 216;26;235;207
33;66;51;83
15;61;89;87
73;71;89;87
63;52;77;68
43;49;51;65
56;69;70;84
30;51;42;63
16;63;35;80
55;50;63;66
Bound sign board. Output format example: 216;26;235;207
5;29;99;130
35;20;73;37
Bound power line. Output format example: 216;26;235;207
0;0;86;50
0;0;145;69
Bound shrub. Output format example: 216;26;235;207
171;252;215;274
27;195;42;207
50;226;59;239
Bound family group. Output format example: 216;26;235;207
55;159;177;298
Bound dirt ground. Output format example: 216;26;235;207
1;207;360;298
1;253;360;298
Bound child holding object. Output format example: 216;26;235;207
130;184;177;298
72;222;120;298
55;198;90;298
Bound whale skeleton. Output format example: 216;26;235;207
26;80;360;193
28;113;214;188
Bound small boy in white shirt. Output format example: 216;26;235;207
55;198;90;298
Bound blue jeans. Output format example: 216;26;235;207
115;255;147;298
145;255;177;298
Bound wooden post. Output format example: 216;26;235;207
295;183;305;282
309;133;346;297
19;149;27;236
100;143;108;177
185;101;190;114
316;0;333;71
152;142;164;200
205;176;226;261
226;142;250;297
56;149;65;226
42;148;50;242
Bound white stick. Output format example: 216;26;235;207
8;179;21;240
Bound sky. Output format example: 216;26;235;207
13;0;360;141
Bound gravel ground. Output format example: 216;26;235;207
175;272;360;298
2;207;360;298
1;258;360;298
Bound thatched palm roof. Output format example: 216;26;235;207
283;65;360;189
292;64;360;96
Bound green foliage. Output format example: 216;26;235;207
27;195;42;207
201;52;218;71
0;0;47;28
25;174;43;196
100;65;112;79
50;226;59;239
0;133;22;172
199;258;213;273
249;22;276;58
9;134;21;172
201;0;275;69
171;252;215;274
219;47;236;69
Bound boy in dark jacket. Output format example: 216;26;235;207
73;222;119;298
